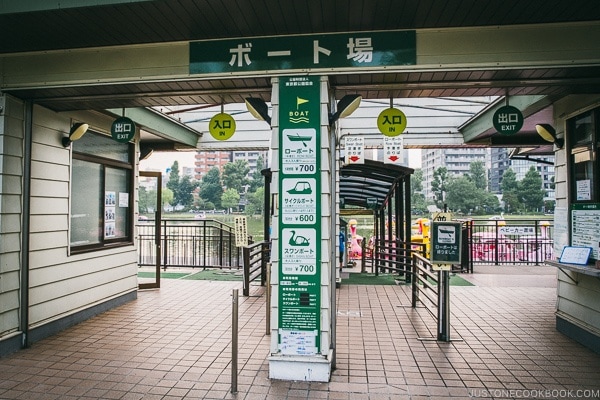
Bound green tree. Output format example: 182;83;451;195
222;160;250;193
466;161;487;190
166;161;180;198
138;186;151;214
248;156;266;192
518;166;545;212
410;169;427;214
199;167;223;209
221;188;240;211
245;187;265;215
175;175;198;210
431;167;450;207
501;168;519;192
501;168;520;213
446;177;480;214
162;188;174;209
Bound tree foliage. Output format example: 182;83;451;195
164;161;198;210
199;167;223;208
445;176;499;215
410;169;427;213
519;166;545;212
221;188;240;211
466;161;487;190
431;167;449;206
248;156;265;192
222;159;250;193
245;187;265;215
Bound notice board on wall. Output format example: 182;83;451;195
571;203;600;260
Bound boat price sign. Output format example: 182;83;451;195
278;75;322;356
281;178;317;225
282;128;317;174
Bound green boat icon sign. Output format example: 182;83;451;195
287;132;312;146
287;181;312;195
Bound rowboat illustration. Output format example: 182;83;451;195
287;133;312;142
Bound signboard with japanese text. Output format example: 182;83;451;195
278;76;321;356
493;105;524;135
377;108;407;137
209;112;236;140
234;216;248;247
190;30;416;75
383;136;403;165
571;203;600;260
431;221;462;267
345;136;364;164
111;117;136;143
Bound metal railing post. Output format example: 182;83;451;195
411;255;417;308
242;246;250;296
231;289;238;394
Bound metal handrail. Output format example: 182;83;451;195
242;241;270;296
137;218;245;269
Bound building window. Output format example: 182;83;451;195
568;109;599;203
69;131;134;252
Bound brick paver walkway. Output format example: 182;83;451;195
1;267;599;399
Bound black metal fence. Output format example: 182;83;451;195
242;241;270;296
466;218;554;266
137;218;243;269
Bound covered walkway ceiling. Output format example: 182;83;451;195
1;0;600;148
340;160;413;210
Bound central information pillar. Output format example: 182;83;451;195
268;76;334;382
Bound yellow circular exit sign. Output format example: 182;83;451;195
209;112;236;140
377;108;407;137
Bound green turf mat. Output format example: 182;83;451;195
137;272;189;279
342;273;474;286
342;273;400;285
182;269;243;281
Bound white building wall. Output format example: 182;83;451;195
27;105;138;329
0;94;24;341
553;94;600;339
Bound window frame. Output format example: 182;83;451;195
567;108;600;204
69;131;135;254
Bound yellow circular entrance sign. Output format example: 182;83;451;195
209;112;236;140
377;108;407;137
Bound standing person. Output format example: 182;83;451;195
339;230;346;269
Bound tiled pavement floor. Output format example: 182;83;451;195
1;266;600;399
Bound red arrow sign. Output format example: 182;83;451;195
349;156;361;162
388;155;399;162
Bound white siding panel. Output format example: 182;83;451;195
0;130;24;157
0;288;19;313
30;214;68;233
28;247;66;269
0;309;19;336
0;94;24;341
30;178;68;198
0;270;19;294
0;252;20;272
29;249;137;286
29;231;67;251
0;154;23;176
31;142;68;166
558;275;600;319
0;232;20;253
1;214;21;234
0;174;22;194
31;160;69;181
1;194;22;214
30;262;136;305
25;106;139;330
29;273;137;327
29;197;68;215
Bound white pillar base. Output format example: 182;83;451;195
269;351;333;382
